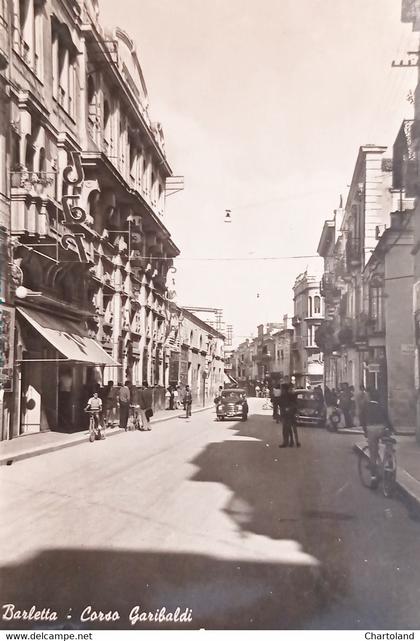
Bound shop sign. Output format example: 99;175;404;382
367;363;380;373
0;305;15;391
60;152;89;262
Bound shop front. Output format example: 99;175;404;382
15;306;119;436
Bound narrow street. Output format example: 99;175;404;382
0;399;419;630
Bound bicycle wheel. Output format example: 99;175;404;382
89;427;95;443
358;446;373;488
382;451;397;498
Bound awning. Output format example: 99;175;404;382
224;372;238;385
17;307;119;367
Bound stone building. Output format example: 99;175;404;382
231;317;293;393
1;0;181;438
180;309;225;405
317;131;416;431
292;271;324;387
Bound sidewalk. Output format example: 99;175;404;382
0;404;214;466
353;433;420;508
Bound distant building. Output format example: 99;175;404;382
292;271;324;387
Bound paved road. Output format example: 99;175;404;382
1;399;420;630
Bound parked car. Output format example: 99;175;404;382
294;389;326;427
216;389;248;421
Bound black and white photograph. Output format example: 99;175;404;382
0;0;420;637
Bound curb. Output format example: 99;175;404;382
0;405;214;467
353;442;420;509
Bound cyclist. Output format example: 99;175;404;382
85;391;104;438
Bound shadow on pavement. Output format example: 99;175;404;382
0;546;334;630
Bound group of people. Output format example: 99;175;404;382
324;383;384;433
254;384;270;399
270;378;301;448
166;384;193;417
84;381;154;434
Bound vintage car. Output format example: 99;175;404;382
216;389;249;421
295;389;326;427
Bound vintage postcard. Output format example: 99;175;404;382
0;0;420;637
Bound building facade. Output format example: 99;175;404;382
292;271;324;387
317;134;416;430
167;307;225;406
1;0;182;439
231;318;293;393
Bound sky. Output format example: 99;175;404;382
98;0;417;346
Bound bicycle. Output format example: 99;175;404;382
262;399;273;411
358;429;397;497
85;409;104;443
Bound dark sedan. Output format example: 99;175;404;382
216;389;249;421
295;389;326;427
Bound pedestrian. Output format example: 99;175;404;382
118;380;131;431
139;382;153;430
215;385;223;405
271;381;282;422
339;384;353;428
183;384;193;418
355;384;369;435
101;380;114;427
279;383;300;448
349;385;356;425
174;385;180;409
167;384;175;410
255;384;261;398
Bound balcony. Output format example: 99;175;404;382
11;171;57;200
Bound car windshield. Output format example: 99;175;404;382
296;392;322;408
222;391;244;401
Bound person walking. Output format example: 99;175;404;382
167;385;175;410
139;382;153;430
183;385;193;418
118;380;131;431
355;384;369;435
279;383;300;448
271;381;282;422
339;384;353;428
101;380;114;428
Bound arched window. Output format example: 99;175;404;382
314;295;321;314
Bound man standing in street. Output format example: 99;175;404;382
355;384;369;435
183;385;193;418
139;382;153;430
119;380;131;431
271;381;282;422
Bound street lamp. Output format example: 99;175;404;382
15;286;42;299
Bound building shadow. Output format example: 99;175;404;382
0;545;388;631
